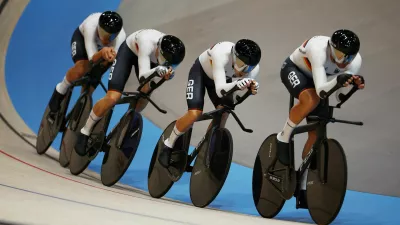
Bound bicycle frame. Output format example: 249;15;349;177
186;89;253;166
101;73;167;144
288;85;362;185
64;60;109;127
290;113;329;184
186;109;224;165
259;79;364;201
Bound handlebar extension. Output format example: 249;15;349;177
307;115;363;126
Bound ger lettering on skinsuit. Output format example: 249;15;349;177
186;79;195;100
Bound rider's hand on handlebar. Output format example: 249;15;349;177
101;47;116;62
236;78;253;90
250;80;259;95
337;74;354;87
164;67;175;80
353;75;365;89
156;66;174;80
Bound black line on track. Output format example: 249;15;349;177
0;112;36;149
0;183;197;225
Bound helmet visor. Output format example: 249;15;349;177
232;49;256;73
157;39;179;69
329;41;356;64
98;25;119;42
157;48;178;69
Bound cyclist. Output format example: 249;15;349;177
276;29;365;206
157;39;262;168
74;29;186;156
47;11;126;122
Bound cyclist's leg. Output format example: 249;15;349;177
277;57;320;166
49;27;90;113
297;122;318;193
297;97;329;203
164;59;206;149
302;98;330;157
75;41;133;152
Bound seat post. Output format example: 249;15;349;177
128;95;140;111
211;110;223;130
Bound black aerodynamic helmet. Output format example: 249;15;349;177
330;29;360;56
232;39;261;73
234;39;262;66
157;35;186;66
98;11;123;34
